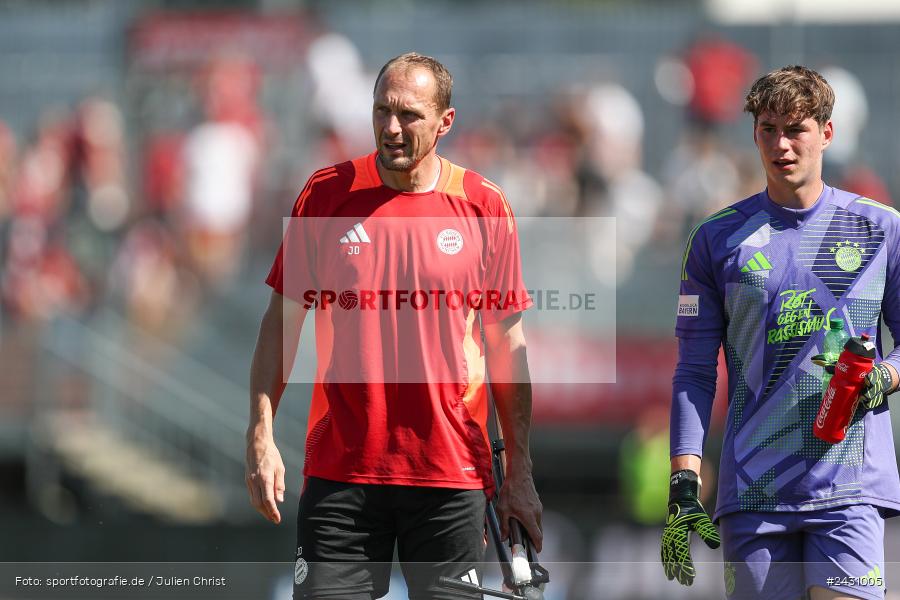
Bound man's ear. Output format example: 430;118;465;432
821;119;834;150
437;107;455;138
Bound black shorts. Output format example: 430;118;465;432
293;477;487;600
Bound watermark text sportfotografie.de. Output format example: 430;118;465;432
300;289;597;312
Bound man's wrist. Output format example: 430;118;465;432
246;421;274;445
880;362;899;394
669;469;701;501
670;454;701;475
505;457;534;479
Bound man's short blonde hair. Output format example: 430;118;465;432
374;52;453;111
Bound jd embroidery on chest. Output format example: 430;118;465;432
340;222;370;256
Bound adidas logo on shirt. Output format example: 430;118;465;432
339;223;371;244
740;251;773;273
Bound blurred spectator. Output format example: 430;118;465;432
813;65;894;205
0;120;17;222
1;108;96;323
819;65;869;170
72;97;131;233
653;34;757;245
181;55;262;287
580;83;645;186
141;130;186;219
110;219;200;336
567;82;664;285
67;97;133;305
1;219;89;322
305;31;373;160
660;127;741;240
12;109;74;224
682;33;758;128
449;105;581;218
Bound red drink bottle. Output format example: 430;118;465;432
813;333;876;444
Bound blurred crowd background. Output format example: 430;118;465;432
3;1;900;598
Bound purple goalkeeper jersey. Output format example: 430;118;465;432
673;185;900;520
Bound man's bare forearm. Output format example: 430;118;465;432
483;314;543;548
248;292;304;440
484;315;534;474
491;378;533;475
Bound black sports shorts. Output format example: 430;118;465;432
292;476;487;599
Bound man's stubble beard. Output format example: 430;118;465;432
377;131;439;172
379;153;416;172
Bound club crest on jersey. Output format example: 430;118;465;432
437;228;464;255
830;240;863;272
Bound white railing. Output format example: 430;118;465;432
36;308;307;521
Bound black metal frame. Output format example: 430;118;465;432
437;401;550;599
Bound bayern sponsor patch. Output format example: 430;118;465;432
677;295;699;317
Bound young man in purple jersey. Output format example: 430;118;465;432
661;65;900;600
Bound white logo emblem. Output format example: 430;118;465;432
437;229;464;255
339;223;371;244
294;558;309;584
460;568;480;586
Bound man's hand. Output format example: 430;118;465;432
496;468;543;552
861;362;896;411
245;435;286;524
810;353;836;374
661;469;720;586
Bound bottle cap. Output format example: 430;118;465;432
828;318;844;330
845;333;876;358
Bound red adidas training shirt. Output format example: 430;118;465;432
267;152;532;491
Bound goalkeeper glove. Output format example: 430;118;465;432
810;353;836;374
661;469;720;586
861;363;895;410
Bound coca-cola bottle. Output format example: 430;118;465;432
813;333;876;444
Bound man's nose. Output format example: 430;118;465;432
776;132;791;150
384;114;402;136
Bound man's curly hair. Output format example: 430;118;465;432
744;65;834;125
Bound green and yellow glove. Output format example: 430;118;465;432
810;353;836;374
661;469;720;586
861;363;895;410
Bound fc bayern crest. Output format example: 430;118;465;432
294;558;309;584
437;229;464;255
830;240;863;272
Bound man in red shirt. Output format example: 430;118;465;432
246;52;542;599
